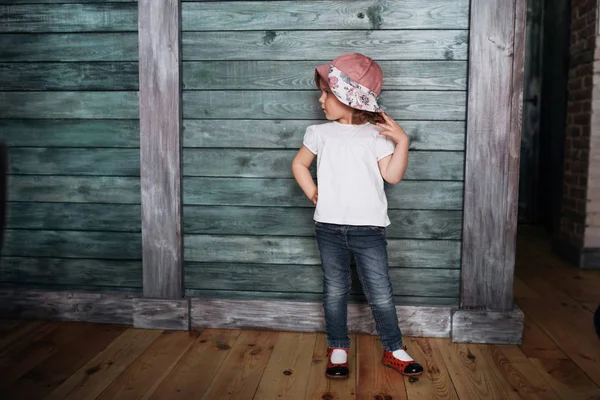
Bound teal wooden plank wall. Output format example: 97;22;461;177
181;0;469;306
0;0;469;305
0;1;142;293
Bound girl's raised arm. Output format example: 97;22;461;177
376;112;410;184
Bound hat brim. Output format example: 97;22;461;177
328;66;381;112
314;63;330;89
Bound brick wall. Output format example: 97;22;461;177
560;0;597;249
556;0;600;268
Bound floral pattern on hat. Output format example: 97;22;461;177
328;65;381;112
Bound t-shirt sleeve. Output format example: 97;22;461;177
302;125;319;155
374;133;396;160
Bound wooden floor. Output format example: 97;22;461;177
1;227;599;399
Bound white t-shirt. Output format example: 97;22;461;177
303;121;396;227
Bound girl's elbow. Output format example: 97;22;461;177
384;173;404;185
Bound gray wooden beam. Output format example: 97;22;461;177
461;0;526;310
451;308;524;344
138;0;184;299
133;298;190;330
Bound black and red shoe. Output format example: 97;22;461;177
381;346;424;376
325;347;349;379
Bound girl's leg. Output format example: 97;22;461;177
348;226;403;352
315;222;352;349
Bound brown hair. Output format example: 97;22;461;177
351;109;385;125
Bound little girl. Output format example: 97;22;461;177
292;53;424;379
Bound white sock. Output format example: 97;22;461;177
330;349;347;364
392;349;414;362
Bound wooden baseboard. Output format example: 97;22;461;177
0;289;525;344
451;307;524;344
190;298;453;338
133;298;190;330
0;288;134;325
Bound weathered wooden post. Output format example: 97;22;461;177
135;0;188;330
452;0;527;343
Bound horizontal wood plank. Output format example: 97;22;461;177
183;177;464;209
0;92;138;119
10;176;462;209
7;202;141;232
0;120;140;148
1;1;468;32
9;176;140;203
0;289;134;324
182;0;469;31
0;119;463;150
0;33;137;61
0;257;141;288
3;229;141;259
0;4;137;33
183;30;468;61
183;90;465;120
0;63;138;91
7;203;460;238
0;282;140;294
183;119;465;150
184;235;461;268
183;148;463;180
1;0;135;4
184;206;462;239
185;263;459;297
191;298;452;337
9;148;140;176
184;60;467;91
184;288;459;306
7;148;462;180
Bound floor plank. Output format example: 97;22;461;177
518;318;568;360
356;334;407;400
582;302;598;314
436;339;511;399
0;320;60;357
201;330;278;400
96;330;195;400
513;277;541;300
0;319;23;337
305;333;358;400
517;297;600;386
254;331;317;399
479;344;560;400
5;323;127;400
528;357;600;400
149;328;241;400
44;328;163;400
403;337;459;399
0;321;97;389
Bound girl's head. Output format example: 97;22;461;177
314;53;384;124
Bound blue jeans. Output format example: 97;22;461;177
314;221;403;352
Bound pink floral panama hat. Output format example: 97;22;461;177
314;53;383;112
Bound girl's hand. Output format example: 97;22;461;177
310;187;318;205
376;112;409;144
